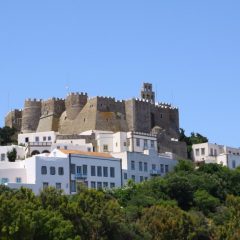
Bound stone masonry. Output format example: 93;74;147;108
5;83;187;158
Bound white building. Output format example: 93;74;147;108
0;145;25;162
18;131;57;156
0;149;122;194
112;149;178;184
84;130;158;153
192;142;240;169
50;149;122;193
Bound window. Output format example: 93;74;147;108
43;182;49;189
83;165;88;175
160;164;164;173
127;139;130;147
16;177;21;183
151;140;155;148
144;162;148;172
70;164;76;174
210;148;213;156
50;167;56;175
144;139;148;148
131;175;135;181
41;166;47;175
97;166;102;177
1;154;5;161
35;137;39;142
110;167;115;178
48;136;51;141
110;182;115;188
103;182;108;188
136;138;140;147
103;167;108;177
64;146;67;150
103;145;108;152
70;180;76;192
195;149;200;156
91;166;96;176
56;183;61;190
140;176;144;182
91;181;96;189
232;160;236;169
76;166;82;174
165;165;169;173
131;161;135;170
97;182;102;189
43;136;46;141
58;167;64;175
57;146;60;149
201;148;205;156
25;137;29;143
124;173;128;180
123;142;127;147
152;164;156;170
214;149;217;156
87;148;91;152
139;162;143;171
145;177;148;181
1;178;8;184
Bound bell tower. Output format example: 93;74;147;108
141;82;155;103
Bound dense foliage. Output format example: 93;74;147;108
1;161;240;239
7;148;17;162
0;127;17;146
179;128;208;159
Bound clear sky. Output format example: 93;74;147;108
0;1;240;147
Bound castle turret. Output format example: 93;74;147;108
65;92;88;120
5;109;22;132
21;99;42;133
36;98;65;132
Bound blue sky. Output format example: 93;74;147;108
0;1;240;147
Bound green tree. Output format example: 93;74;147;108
0;126;16;146
193;189;220;215
7;148;17;162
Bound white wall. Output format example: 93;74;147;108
70;154;122;190
112;150;178;184
0;145;25;161
0;161;26;184
52;142;93;152
35;156;70;194
18;131;57;145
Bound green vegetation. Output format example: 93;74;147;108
1;161;240;239
0;127;17;146
179;128;208;159
7;148;17;162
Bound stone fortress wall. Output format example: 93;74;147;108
5;83;187;158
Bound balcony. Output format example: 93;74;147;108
75;173;87;180
150;170;161;176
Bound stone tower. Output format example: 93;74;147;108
65;92;88;120
5;109;22;132
141;82;155;103
37;98;65;132
21;99;42;133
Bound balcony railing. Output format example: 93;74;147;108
150;170;161;176
75;173;88;180
28;142;52;146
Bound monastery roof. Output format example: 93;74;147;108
59;149;114;159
